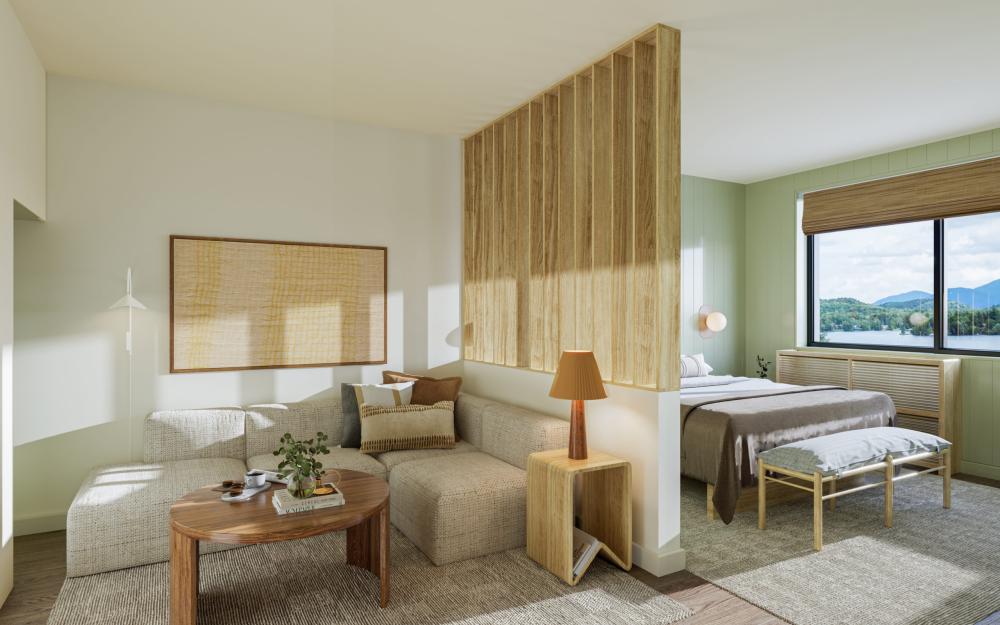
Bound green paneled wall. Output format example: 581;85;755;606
680;175;745;375
745;127;1000;479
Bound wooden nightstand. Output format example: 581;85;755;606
526;449;632;585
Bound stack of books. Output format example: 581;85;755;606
272;483;345;515
571;527;602;579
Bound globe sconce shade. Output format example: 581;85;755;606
699;306;728;338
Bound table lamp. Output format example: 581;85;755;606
549;350;607;460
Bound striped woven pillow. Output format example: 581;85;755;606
679;353;714;378
359;401;456;454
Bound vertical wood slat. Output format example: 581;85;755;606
633;41;657;388
481;126;495;363
656;26;682;391
557;84;576;358
472;134;486;363
462;137;477;360
503;118;518;366
516;106;531;368
528;100;545;371
610;53;634;385
574;74;594;351
493;122;506;365
591;64;613;378
542;93;560;372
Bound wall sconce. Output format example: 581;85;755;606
699;305;727;338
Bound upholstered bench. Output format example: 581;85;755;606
757;427;952;550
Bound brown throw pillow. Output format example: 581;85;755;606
382;370;462;405
359;401;456;454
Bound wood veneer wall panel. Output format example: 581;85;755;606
632;41;657;388
503;118;518;366
610;53;634;385
557;84;576;358
481;126;495;363
542;93;561;372
528;100;545;371
516;106;531;368
460;24;680;391
655;26;681;391
574;74;594;351
591;64;613;377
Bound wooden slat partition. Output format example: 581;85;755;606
462;24;681;391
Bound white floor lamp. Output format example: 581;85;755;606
109;268;146;460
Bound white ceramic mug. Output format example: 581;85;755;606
245;470;266;489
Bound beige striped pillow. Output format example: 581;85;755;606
359;400;456;454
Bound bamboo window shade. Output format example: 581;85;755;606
802;155;1000;235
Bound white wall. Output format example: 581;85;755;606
13;75;461;533
462;362;686;576
0;0;46;603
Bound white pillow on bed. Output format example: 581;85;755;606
679;353;713;377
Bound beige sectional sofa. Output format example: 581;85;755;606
66;393;569;577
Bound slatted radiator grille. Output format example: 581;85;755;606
895;414;942;436
776;354;850;387
851;361;940;413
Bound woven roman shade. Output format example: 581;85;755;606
802;155;1000;235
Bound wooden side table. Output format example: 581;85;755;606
526;449;632;585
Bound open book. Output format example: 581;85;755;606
571;527;602;579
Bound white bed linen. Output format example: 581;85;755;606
679;376;796;397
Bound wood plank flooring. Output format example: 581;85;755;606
2;472;996;625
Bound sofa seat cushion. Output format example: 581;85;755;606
246;447;386;480
66;458;246;577
374;440;477;475
389;452;527;565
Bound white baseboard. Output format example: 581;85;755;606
631;542;686;577
14;512;66;536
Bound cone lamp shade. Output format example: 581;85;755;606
549;351;607;460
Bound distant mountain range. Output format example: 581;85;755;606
872;279;1000;310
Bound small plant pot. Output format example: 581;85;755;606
287;475;317;499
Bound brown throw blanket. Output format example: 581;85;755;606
681;386;895;523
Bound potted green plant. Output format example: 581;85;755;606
273;431;329;499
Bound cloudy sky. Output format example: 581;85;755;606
816;213;1000;304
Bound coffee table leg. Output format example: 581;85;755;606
170;529;199;625
346;504;390;608
378;503;389;608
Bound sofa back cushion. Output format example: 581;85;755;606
480;403;571;470
244;398;342;458
143;407;246;463
454;393;497;448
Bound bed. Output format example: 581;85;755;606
680;374;895;523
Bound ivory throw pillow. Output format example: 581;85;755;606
340;381;414;448
679;353;714;378
382;370;463;405
359;400;456;454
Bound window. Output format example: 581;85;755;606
808;212;1000;355
944;213;1000;351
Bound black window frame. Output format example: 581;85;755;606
807;218;1000;357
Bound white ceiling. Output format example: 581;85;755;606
11;0;1000;183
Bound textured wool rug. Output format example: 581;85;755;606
48;528;690;625
682;474;1000;625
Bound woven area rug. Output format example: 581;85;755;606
48;528;690;625
682;475;1000;625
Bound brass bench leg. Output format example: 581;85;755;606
758;458;766;530
943;449;952;509
884;453;894;528
828;478;837;511
812;471;823;551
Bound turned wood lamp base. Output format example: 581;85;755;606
568;400;588;460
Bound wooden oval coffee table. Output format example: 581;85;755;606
169;469;389;625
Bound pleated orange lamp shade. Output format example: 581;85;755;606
549;351;606;460
549;351;607;400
